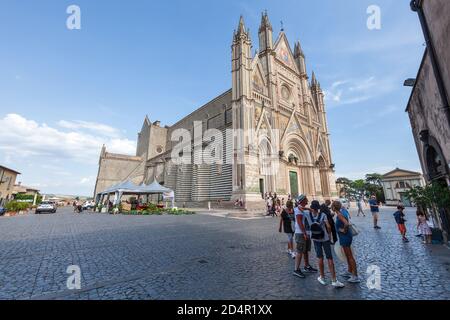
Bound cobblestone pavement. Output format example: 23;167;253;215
0;206;449;300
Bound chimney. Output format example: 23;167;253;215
153;121;161;127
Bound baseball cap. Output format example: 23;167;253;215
310;200;321;210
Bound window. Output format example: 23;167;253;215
281;85;291;101
225;108;233;125
6;177;11;191
395;181;411;189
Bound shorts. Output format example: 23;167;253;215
338;232;353;248
397;224;406;234
313;240;333;260
295;234;311;254
371;211;379;218
286;233;294;242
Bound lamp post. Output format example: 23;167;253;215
403;78;416;87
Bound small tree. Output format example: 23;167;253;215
405;182;450;222
336;177;353;197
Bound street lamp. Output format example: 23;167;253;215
403;78;416;87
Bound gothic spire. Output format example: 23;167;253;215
294;41;304;58
237;16;246;35
234;15;251;42
259;10;272;33
311;71;317;86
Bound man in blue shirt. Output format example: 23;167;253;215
368;195;381;229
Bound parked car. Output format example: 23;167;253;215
36;201;57;214
339;198;351;210
0;206;6;216
82;201;95;211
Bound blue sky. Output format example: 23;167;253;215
0;0;425;196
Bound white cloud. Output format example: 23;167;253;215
0;114;136;165
80;176;95;185
58;120;121;138
324;76;397;108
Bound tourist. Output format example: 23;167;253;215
417;210;432;244
369;195;381;229
332;201;360;283
305;201;345;288
393;205;409;242
293;194;318;279
279;200;296;259
320;200;337;244
266;194;273;216
357;198;366;217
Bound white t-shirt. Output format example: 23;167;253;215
294;207;305;235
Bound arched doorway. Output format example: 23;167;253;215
283;134;313;198
258;136;277;196
421;132;450;236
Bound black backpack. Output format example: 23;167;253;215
309;212;325;240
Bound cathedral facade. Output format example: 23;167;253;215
94;13;337;209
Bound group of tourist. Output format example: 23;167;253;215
278;195;360;288
392;205;433;244
265;192;288;217
278;193;436;289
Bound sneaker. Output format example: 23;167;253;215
347;275;361;283
317;276;327;286
291;252;297;259
293;269;306;278
304;265;318;273
403;238;410;243
374;226;381;229
341;271;352;278
331;280;345;288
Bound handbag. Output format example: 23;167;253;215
349;223;360;237
334;242;347;263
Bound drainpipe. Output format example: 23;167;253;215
410;0;450;129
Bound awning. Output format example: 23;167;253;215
137;180;173;194
98;180;173;196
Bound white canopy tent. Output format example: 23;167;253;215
95;180;175;210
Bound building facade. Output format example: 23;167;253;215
381;168;425;207
13;183;40;197
0;165;20;206
407;0;450;236
94;13;337;209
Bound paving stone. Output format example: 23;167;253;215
0;206;448;300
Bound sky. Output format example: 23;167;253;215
0;0;425;196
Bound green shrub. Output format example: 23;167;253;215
5;201;30;212
119;206;195;216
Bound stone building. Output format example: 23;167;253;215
13;183;40;198
0;165;20;206
94;13;337;209
381;168;425;207
407;0;450;235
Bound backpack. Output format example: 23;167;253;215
309;212;325;240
